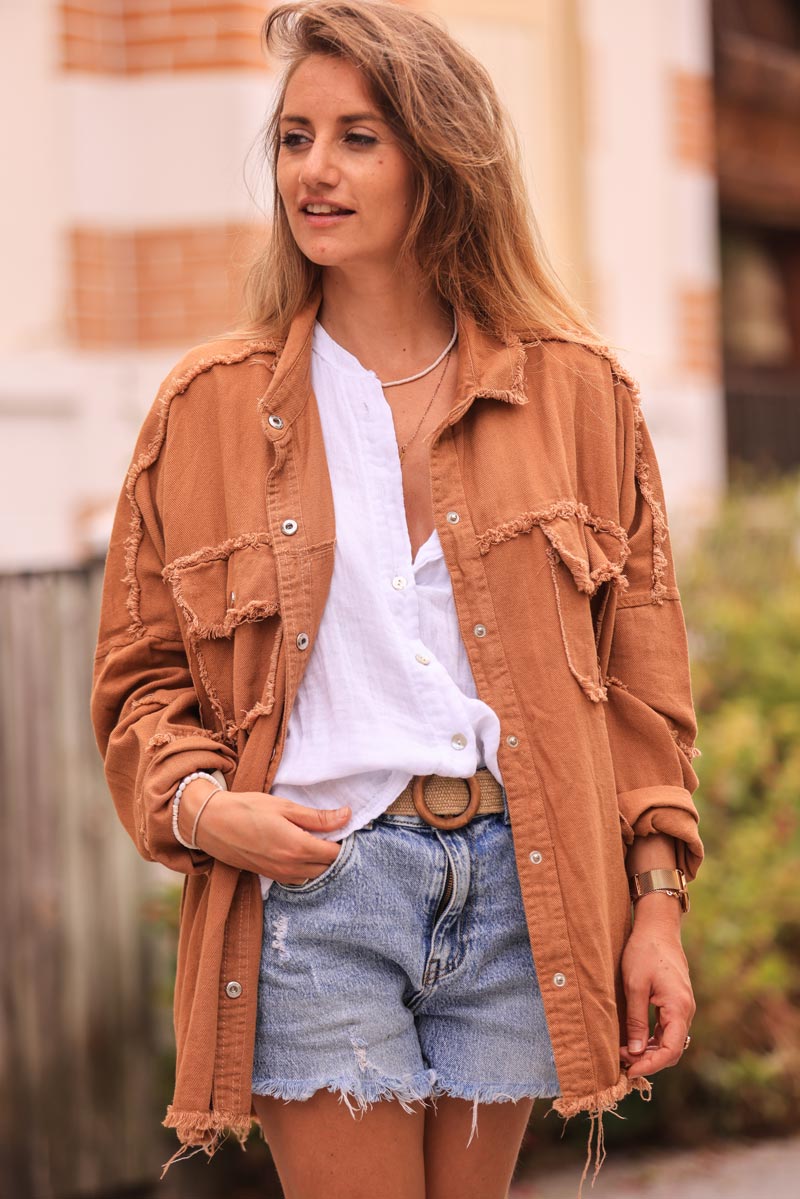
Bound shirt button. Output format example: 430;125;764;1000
225;980;243;999
553;973;567;988
446;511;460;524
281;518;298;536
267;413;284;429
392;576;407;590
451;733;468;750
415;653;431;665
529;850;543;864
473;623;487;638
296;632;310;650
506;734;520;748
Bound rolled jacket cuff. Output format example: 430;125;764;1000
143;734;237;874
618;784;704;883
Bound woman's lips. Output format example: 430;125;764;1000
301;210;355;227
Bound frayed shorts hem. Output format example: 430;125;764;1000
251;1071;559;1149
252;1067;438;1117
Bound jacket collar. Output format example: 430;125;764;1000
259;284;529;431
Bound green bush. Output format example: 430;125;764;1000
671;468;800;1142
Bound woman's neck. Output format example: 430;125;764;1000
317;267;454;383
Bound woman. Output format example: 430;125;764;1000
90;2;704;1197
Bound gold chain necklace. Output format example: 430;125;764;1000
392;347;454;462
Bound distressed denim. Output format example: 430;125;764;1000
252;788;561;1147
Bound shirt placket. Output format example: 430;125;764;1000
367;378;481;777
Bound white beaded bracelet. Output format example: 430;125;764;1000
172;770;218;850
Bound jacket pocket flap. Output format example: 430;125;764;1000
163;536;280;639
538;505;630;597
535;505;630;703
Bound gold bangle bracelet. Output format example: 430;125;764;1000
629;867;690;914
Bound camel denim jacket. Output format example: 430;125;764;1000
90;285;704;1182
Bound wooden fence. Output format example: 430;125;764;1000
0;561;176;1198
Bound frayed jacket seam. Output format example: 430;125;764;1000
122;341;278;642
535;337;670;604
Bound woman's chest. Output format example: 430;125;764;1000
315;359;461;564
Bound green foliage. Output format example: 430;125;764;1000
139;884;185;1106
672;468;800;1141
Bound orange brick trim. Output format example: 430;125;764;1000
677;285;722;380
59;2;269;75
66;222;265;349
672;70;716;172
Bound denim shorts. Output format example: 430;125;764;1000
251;788;561;1147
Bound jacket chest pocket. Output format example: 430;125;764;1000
538;506;630;703
163;536;283;739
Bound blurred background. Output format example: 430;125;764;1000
1;1;798;1196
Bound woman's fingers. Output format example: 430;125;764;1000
279;797;351;831
624;1011;688;1078
620;929;695;1079
624;990;652;1055
619;1033;659;1067
192;789;348;880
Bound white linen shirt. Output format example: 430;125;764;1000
208;318;504;898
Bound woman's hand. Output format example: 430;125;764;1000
179;778;351;884
619;893;696;1080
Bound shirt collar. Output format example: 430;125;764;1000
260;284;529;432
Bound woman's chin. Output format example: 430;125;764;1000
297;241;354;268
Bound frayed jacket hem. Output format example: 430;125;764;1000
160;1107;256;1178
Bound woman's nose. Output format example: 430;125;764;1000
298;138;341;188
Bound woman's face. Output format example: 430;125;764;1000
276;54;417;274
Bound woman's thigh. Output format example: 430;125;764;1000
424;1094;535;1199
252;1090;534;1199
252;1090;427;1199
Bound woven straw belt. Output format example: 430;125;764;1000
385;768;504;829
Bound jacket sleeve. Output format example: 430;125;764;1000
600;375;704;882
90;386;238;875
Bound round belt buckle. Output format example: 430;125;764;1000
411;773;482;829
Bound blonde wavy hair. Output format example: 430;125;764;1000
223;0;606;349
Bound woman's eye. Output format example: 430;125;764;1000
279;131;377;148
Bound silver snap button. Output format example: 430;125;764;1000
446;511;460;524
473;623;487;638
281;518;298;536
296;632;310;650
415;652;431;665
451;732;468;750
553;972;567;988
392;576;407;590
229;591;236;605
506;734;519;748
267;413;284;429
529;850;543;865
225;980;243;999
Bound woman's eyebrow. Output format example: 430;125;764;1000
279;112;385;124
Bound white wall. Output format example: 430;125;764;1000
0;0;64;352
0;1;277;569
579;0;726;536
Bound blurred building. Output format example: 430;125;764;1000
713;0;800;473
1;0;729;569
